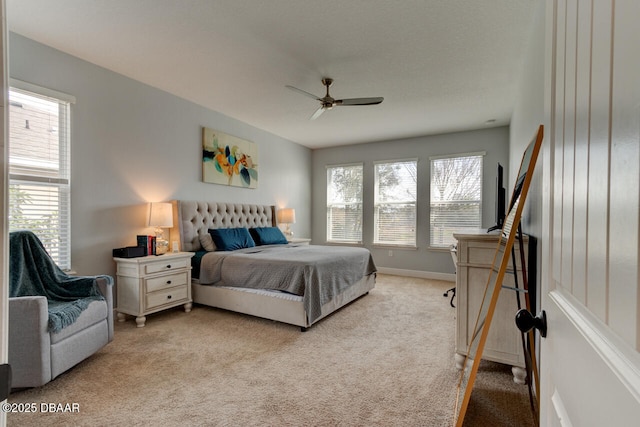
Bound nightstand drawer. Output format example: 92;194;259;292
146;286;189;309
145;271;188;293
144;258;189;275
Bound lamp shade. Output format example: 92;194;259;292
148;202;173;228
277;208;296;224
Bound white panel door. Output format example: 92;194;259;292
540;0;640;425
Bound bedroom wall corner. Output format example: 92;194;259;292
508;0;546;305
7;33;312;278
311;127;510;276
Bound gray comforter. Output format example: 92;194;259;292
198;244;377;323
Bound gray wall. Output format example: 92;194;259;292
9;22;542;281
509;0;546;306
9;33;312;277
311;127;510;276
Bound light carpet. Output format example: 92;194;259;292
8;274;535;426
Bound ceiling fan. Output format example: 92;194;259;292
286;78;383;120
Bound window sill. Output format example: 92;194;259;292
325;241;364;247
372;244;417;250
428;246;454;252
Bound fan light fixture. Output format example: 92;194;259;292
286;78;383;120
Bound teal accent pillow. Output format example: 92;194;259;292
249;227;288;245
209;228;256;251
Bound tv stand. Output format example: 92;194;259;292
487;221;503;233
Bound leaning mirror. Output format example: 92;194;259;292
453;125;543;426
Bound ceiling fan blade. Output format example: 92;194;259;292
310;106;326;120
335;97;384;106
286;85;321;101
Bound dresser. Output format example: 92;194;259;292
453;230;532;384
114;251;194;327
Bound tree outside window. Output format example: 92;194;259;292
430;154;483;248
327;164;363;243
374;160;417;246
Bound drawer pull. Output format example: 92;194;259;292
166;280;172;285
166;265;172;269
167;295;172;300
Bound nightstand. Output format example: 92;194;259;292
287;237;311;245
114;251;194;327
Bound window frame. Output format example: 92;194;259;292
429;151;485;249
8;79;75;270
373;158;418;248
326;163;364;244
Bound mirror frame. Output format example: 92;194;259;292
454;125;544;426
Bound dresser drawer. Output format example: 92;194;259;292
144;258;189;275
463;241;498;265
146;286;189;310
463;241;525;270
145;271;189;293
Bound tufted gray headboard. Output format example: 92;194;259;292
171;200;276;252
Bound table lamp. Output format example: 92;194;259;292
148;202;173;255
277;208;296;237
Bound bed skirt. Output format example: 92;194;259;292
192;273;375;330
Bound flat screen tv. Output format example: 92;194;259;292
487;163;506;232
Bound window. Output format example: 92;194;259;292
374;160;417;246
327;164;363;243
429;153;483;248
8;81;74;269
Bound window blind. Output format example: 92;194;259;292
430;154;483;248
326;164;363;243
9;85;73;269
374;160;417;246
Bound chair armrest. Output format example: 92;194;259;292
95;276;114;342
8;296;52;388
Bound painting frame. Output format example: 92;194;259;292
202;127;259;189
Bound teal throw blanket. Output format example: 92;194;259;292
9;230;109;333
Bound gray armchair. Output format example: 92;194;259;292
9;277;114;388
8;231;114;389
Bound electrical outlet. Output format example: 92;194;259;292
388;250;393;257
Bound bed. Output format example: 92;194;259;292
170;200;376;330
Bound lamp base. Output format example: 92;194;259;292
154;227;170;255
155;239;169;255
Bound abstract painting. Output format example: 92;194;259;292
202;127;258;188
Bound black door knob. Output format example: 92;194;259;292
515;309;547;338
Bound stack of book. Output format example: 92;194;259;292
137;235;157;256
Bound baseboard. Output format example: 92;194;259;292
376;267;455;282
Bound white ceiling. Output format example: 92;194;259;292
7;0;538;149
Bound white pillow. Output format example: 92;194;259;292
199;233;216;251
